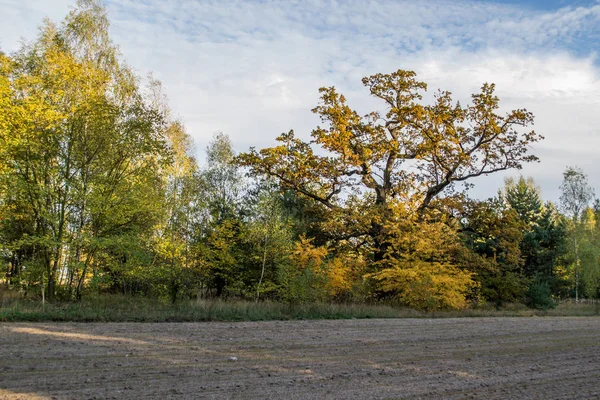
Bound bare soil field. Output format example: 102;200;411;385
1;317;599;399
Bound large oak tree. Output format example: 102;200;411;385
238;70;542;262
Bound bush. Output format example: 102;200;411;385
527;281;556;310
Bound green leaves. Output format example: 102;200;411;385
0;0;170;300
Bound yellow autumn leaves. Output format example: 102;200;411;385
285;213;476;310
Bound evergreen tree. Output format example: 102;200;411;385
502;177;567;285
460;198;527;306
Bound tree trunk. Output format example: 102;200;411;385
256;235;269;301
574;236;579;303
170;279;179;304
215;277;226;298
75;265;86;301
75;256;93;301
371;201;392;265
47;274;55;301
46;254;55;301
67;268;75;297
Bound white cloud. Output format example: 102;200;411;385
0;0;598;202
0;0;72;49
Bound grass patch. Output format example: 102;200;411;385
0;295;418;322
0;294;598;322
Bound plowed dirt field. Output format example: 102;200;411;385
1;317;599;399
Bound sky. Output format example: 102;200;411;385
1;0;599;202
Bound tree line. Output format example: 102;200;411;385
1;1;598;310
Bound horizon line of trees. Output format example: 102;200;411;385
1;1;599;310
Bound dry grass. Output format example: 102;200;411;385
1;292;598;322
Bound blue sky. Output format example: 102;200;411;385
1;0;599;201
502;0;598;58
493;0;596;9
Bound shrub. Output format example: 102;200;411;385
527;281;556;310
